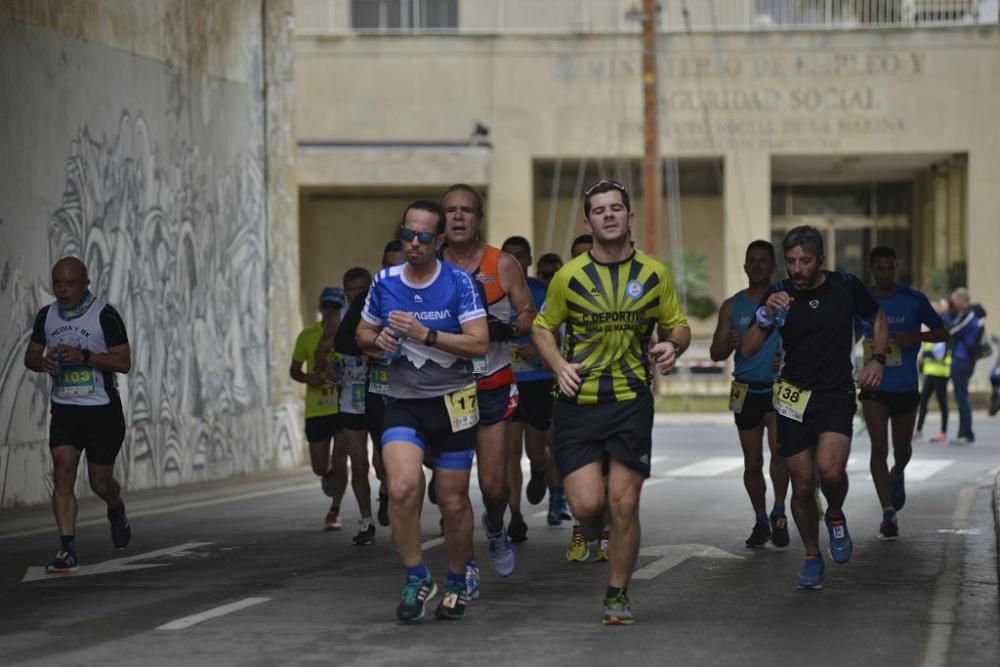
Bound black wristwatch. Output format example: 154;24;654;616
669;341;682;357
424;329;438;347
871;352;887;366
82;349;92;364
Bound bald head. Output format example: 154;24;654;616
51;257;90;307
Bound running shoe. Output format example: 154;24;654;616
481;513;516;577
465;562;480;600
108;500;131;549
558;495;573;521
948;436;973;447
526;467;547;505
890;469;906;511
435;580;468;620
825;513;853;564
594;530;610;562
566;524;590;562
929;431;947;443
770;513;790;548
320;472;334;497
377;493;390;527
352;522;375;546
878;509;899;540
602;590;634;625
46;550;78;573
797;555;824;590
325;508;342;531
508;510;528;543
745;521;771;548
397;575;437;623
547;495;562;526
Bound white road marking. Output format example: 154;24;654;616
156;597;270;631
22;542;213;583
665;457;744;478
421;537;445;550
632;543;743;580
1;483;317;541
903;459;954;481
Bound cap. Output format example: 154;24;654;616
320;286;345;306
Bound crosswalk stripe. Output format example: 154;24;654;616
665;457;745;478
900;459;954;481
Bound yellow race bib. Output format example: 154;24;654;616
729;381;749;415
444;384;480;433
773;379;812;423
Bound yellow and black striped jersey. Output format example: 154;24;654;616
534;249;688;405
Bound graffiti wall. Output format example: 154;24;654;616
0;2;302;509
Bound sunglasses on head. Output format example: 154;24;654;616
584;178;626;197
399;228;437;245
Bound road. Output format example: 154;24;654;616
1;414;997;666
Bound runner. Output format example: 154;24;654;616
357;200;488;622
533;178;690;624
709;240;790;549
500;236;557;543
23;257;133;572
291;286;349;530
441;184;536;580
742;225;888;590
858;246;947;539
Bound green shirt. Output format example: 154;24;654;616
292;322;342;419
534;249;688;405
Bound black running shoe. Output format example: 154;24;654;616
745;521;771;548
108;500;131;549
879;510;899;540
397;576;437;623
435;580;468;620
352;523;375;546
770;513;790;548
377;493;390;527
46;550;78;573
508;511;528;543
526;467;547;505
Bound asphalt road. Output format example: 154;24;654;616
1;414;997;666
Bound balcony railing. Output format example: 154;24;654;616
296;0;999;36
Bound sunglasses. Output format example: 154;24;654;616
319;302;341;310
584;178;627;197
399;228;437;245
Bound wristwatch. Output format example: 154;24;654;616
81;349;92;364
871;352;887;365
424;329;438;347
669;341;682;357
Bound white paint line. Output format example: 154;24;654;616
421;537;445;551
23;542;213;583
665;457;744;478
0;483;317;541
632;543;742;580
156;597;271;631
918;484;976;667
904;459;954;481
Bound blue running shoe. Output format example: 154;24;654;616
825;514;853;564
465;561;480;600
890;469;906;511
108;500;131;549
481;512;516;577
547;495;562;526
797;555;824;590
396;575;437;622
46;550;79;573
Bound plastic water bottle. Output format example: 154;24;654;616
385;329;405;361
774;306;789;328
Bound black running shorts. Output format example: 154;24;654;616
777;387;856;458
511;379;555;430
381;395;478;457
552;391;654;478
49;397;126;466
305;414;340;443
859;389;920;417
338;412;368;431
734;388;775;431
478;384;519;426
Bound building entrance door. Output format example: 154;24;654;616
771;216;873;279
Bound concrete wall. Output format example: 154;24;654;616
0;0;302;509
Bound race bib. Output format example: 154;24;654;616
471;357;489;376
444;384;480;433
863;339;902;367
53;365;96;398
350;383;366;411
729;381;749;415
369;362;390;395
318;383;338;408
773;379;812;423
510;345;540;374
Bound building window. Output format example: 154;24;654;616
350;0;458;33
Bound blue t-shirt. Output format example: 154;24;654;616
362;260;485;399
859;285;944;392
730;290;781;392
511;276;552;382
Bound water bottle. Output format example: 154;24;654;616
385;329;405;361
774;306;789;328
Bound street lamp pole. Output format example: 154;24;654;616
641;0;660;256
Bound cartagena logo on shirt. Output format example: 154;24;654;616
413;310;452;321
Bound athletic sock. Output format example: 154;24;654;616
406;563;430;580
60;535;76;552
771;503;785;515
756;513;770;525
107;500;124;520
359;518;372;531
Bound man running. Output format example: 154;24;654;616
858;246;947;539
24;257;133;572
742;225;887;590
357;200;488;622
441;184;536;580
710;240;790;549
500;236;558;543
291;286;352;530
534;178;690;624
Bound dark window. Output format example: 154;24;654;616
351;0;457;32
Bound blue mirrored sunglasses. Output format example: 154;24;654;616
399;228;437;245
